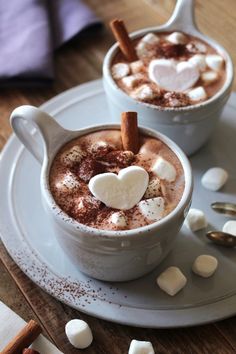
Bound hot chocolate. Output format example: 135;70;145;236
111;31;226;107
49;119;184;231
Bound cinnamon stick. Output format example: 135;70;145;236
110;19;138;62
1;320;42;354
23;349;40;354
121;112;139;153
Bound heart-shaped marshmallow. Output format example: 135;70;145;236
89;166;149;210
149;59;200;92
139;197;165;221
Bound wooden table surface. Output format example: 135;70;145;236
1;1;236;353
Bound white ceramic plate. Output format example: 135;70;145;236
1;79;236;328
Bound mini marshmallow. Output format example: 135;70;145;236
55;172;79;192
60;145;85;167
136;41;149;57
65;319;93;349
157;266;187;296
201;167;228;191
136;33;159;58
187;42;207;54
188;54;206;71
206;54;224;71
139;197;165;221
110;211;128;228
131;84;154;100
152;156;176;182
111;62;130;79
121;74;143;89
166;31;187;45
201;71;218;85
128;340;155;354
130;60;144;74
223;220;236;236
192;255;218;278
187;86;207;101
144;177;161;198
90;140;114;155
142;32;160;45
184;208;207;232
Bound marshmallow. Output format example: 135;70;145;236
201;71;218;85
152;156;176;182
121;74;143;89
142;33;160;45
89;166;149;210
188;54;206;71
149;59;200;92
157;266;187;296
65;319;93;349
144;177;161;198
201;167;228;191
139;197;165;221
192;255;218;278
187;42;207;54
187;86;207;102
130;60;144;74
111;63;130;79
110;211;128;228
223;220;236;236
131;84;155;100
206;54;224;71
166;31;187;45
55;172;79;192
184;208;207;232
136;41;149;58
136;33;159;58
128;340;155;354
60;146;85;167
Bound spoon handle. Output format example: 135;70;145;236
164;0;198;33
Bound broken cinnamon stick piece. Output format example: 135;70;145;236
110;19;138;62
23;349;40;354
1;320;42;354
121;112;139;153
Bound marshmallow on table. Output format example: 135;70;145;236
166;31;187;45
60;145;85;167
128;340;155;354
131;84;155;100
201;71;218;85
184;208;207;232
201;167;228;191
223;220;236;236
111;62;130;79
157;266;187;296
192;255;218;278
188;54;206;71
206;54;224;71
55;172;79;192
65;319;93;349
187;86;207;102
152;156;176;182
130;60;144;74
139;197;165;221
121;74;143;89
110;211;128;228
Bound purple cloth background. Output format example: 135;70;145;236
0;0;100;86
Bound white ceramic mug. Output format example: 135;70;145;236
103;0;234;156
10;105;193;281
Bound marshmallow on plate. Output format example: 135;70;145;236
206;54;224;71
223;220;236;236
192;255;218;278
131;84;155;100
184;208;207;232
201;167;228;191
128;340;155;354
55;172;79;192
188;54;206;71
201;71;218;85
60;145;85;167
139;197;165;221
152;156;176;182
166;31;187;45
121;74;143;89
130;60;144;74
149;59;200;92
65;319;93;349
187;86;207;102
157;266;187;296
144;177;161;198
111;63;130;79
110;211;128;228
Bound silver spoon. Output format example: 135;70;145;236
211;202;236;217
206;230;236;248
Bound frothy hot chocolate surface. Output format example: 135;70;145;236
49;130;184;231
111;31;226;107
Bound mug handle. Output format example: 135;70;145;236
163;0;198;32
10;105;66;165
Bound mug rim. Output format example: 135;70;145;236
42;123;193;239
103;25;234;113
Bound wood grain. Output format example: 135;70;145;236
1;0;236;353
